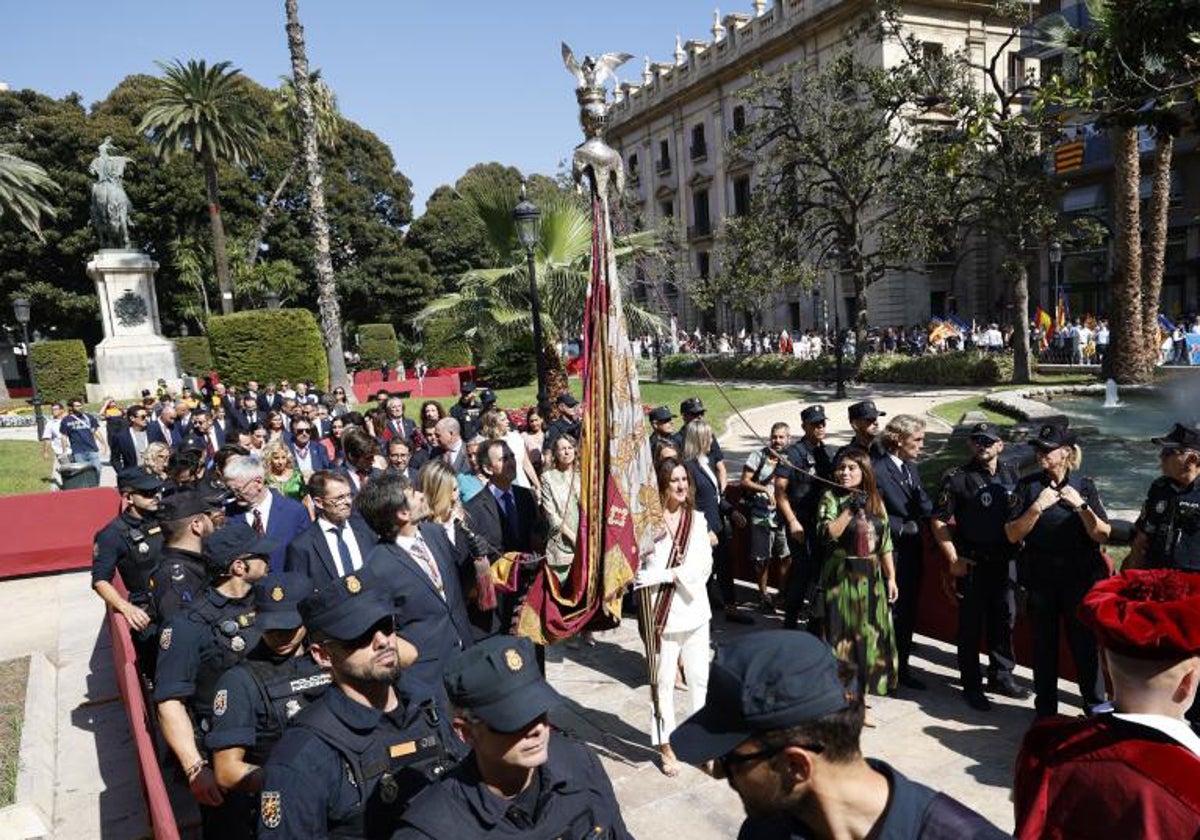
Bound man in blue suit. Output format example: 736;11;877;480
356;471;477;693
222;455;311;573
286;417;331;474
110;404;150;472
872;414;933;691
285;471;375;587
147;403;182;449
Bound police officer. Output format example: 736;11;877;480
1128;422;1200;572
259;571;460;838
674;397;727;489
1005;423;1111;718
775;405;834;630
648;405;678;459
450;381;483;441
394;636;633;839
92;468;165;672
834;399;887;462
208;572;329;797
544;392;582;456
930;423;1030;711
155;522;269;835
151;489;226;624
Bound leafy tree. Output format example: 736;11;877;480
405;185;495;291
139;59;267;314
0;149;59;239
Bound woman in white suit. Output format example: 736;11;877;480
635;457;714;776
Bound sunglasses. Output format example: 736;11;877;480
293;427;312;435
339;616;396;649
717;741;824;776
970;436;998;447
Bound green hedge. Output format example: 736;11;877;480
172;336;214;375
357;323;400;367
208;309;329;388
29;340;88;403
662;351;1012;386
422;315;472;368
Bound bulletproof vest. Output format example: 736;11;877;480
785;441;831;519
152;548;207;621
114;517;165;596
297;695;453;839
540;807;604;840
188;595;260;730
241;656;332;766
1147;480;1200;571
954;464;1019;551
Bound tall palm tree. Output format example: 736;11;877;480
0;149;59;240
140;59;265;315
418;181;660;393
284;0;347;389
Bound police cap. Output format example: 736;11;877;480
299;571;393;641
1151;422;1200;452
556;392;579;407
479;389;497;406
847;400;885;421
254;572;313;631
203;521;276;578
680;397;706;416
800;405;827;425
158;489;223;522
648;406;675;424
1030;423;1077;452
670;630;855;764
969;422;1002;444
117;468;163;494
460;381;477;395
443;636;563;732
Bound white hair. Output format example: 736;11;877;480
223;455;265;484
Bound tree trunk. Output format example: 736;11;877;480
544;342;569;401
853;273;869;366
1140;132;1174;382
1010;261;1032;384
203;158;235;315
1109;126;1146;383
246;163;295;268
285;0;348;390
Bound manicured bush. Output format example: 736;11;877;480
357;323;401;367
421;315;472;368
208;309;329;388
172;336;214;375
29;340;88;403
662;351;1011;386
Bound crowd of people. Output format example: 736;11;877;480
81;372;1200;838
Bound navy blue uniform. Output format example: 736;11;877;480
93;509;163;670
1135;476;1200;571
1010;471;1108;716
259;676;461;839
150;546;208;624
775;437;833;630
395;731;632;840
737;759;1006;839
934;461;1020;692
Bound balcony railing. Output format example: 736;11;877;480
690;142;708;162
656;157;672;175
687;221;713;240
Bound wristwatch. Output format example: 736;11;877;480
1076;502;1091;514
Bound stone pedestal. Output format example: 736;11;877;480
85;249;182;401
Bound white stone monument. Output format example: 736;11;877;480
85;250;182;401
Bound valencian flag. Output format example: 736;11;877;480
508;48;663;645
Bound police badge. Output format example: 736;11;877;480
159;627;172;650
231;636;246;652
379;772;399;804
980;491;993;508
213;689;227;716
346;574;362;594
271;586;285;602
504;648;523;672
261;791;282;829
285;698;301;718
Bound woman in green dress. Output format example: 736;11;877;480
817;448;899;703
263;439;312;515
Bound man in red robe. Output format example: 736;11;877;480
1014;569;1200;838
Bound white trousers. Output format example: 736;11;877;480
651;623;711;745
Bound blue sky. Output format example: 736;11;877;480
3;0;740;216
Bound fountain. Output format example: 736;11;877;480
1103;378;1122;408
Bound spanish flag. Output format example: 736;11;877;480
1035;306;1053;349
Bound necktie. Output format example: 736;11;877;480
501;491;518;546
334;523;356;575
409;537;444;597
356;469;371;489
252;508;265;536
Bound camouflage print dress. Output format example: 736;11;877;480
817;491;898;697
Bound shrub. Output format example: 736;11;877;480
422;315;472;368
357;323;401;367
173;337;214;375
208;309;329;388
29;340;89;403
476;333;536;389
662;351;1011;386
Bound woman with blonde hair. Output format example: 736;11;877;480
420;459;466;548
143;441;172;479
262;438;311;513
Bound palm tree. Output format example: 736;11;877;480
0;149;59;240
284;0;348;389
417;181;660;393
140;59;266;315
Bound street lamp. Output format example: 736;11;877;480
828;248;847;399
12;298;45;439
1048;241;1063;315
513;181;548;410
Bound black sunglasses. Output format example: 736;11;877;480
339;616;396;649
717;740;824;776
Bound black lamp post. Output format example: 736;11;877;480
513;182;548;410
13;298;45;439
1049;241;1063;315
828;248;847;399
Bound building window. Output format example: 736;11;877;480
922;41;943;62
628;153;639;179
732;105;747;134
732;176;751;216
657;139;671;174
689;189;711;239
690;124;707;161
659;199;674;219
697;251;711;280
1006;53;1026;93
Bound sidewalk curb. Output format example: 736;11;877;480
0;652;56;839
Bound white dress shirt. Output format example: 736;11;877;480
319;518;364;576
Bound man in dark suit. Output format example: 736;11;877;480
285;471;374;586
232;393;263;434
148;403;182;449
287;417;331;474
182;406;225;466
386;438;420;483
110;404;151;472
223;454;311;573
463;439;539;556
872;414;933;690
378;397;416;449
357;471;476;691
258;382;283;414
431;417;472;475
335;426;383;498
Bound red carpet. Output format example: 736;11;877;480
0;488;120;578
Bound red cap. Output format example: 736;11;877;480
1079;570;1200;660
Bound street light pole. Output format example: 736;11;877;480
1049;241;1062;318
829;248;846;399
12;298;45;439
513;182;548;411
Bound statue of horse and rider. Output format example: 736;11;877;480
89;137;134;249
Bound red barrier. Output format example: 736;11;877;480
0;487;119;578
108;581;180;839
351;374;465;403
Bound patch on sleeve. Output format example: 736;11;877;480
261;791;282;829
159;627;172;650
213;689;227;716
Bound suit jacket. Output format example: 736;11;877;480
234;408;265;432
365;523;475;688
333;464;384;499
284;516;377;587
147;419;181;449
431;445;472;476
289;441;331;473
379;417;416;447
871;452;933;543
683;457;724;535
183;426;225;457
230;489;312;573
462;483;538;556
258;392;283;413
109;428;141;472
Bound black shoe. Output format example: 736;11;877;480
724;608;755;625
963;688;992;712
758;596;776;615
897;672;927;691
988;680;1032;700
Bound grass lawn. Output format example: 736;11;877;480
0;656;29;807
0;442;50;497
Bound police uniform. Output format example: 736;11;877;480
150;490;226;624
933;425;1024;702
259;574;461;839
394;636;632;840
833;400;887;464
1010;425;1109;717
671;397;725;465
775;407;834;630
450;385;483;441
647;405;677;456
544;394;582;455
1135;424;1200;571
